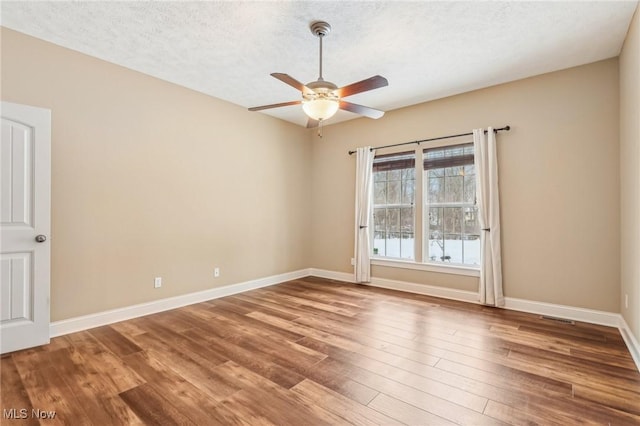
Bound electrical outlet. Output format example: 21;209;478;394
350;258;355;266
625;294;629;309
154;277;162;288
214;267;220;278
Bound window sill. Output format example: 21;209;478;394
371;258;480;277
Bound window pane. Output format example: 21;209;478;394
443;234;462;263
464;164;475;176
387;180;401;204
429;207;442;233
387;232;401;258
402;178;415;204
444;175;464;203
388;169;401;181
372;151;416;260
463;207;480;234
423;143;478;266
387;208;400;232
401;207;414;233
464;235;480;265
428;231;444;262
427;207;443;262
428;176;444;203
401;233;414;259
429;168;444;178
374;182;387;205
373;231;386;256
444;207;462;234
463;174;476;204
374;208;386;231
402;167;415;180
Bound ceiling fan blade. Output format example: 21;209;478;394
271;73;312;93
248;100;301;112
306;118;320;128
337;75;388;98
339;101;385;119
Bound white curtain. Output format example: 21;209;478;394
354;146;375;283
473;128;504;306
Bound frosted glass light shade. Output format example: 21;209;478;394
303;98;339;121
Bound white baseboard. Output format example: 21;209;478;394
619;316;640;372
50;269;310;337
503;297;620;327
308;268;479;304
307;268;355;284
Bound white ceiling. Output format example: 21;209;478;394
1;1;637;127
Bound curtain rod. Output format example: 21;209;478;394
347;125;511;155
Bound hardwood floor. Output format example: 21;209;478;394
2;276;640;425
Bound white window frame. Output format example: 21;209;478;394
423;143;480;268
370;151;416;261
370;139;480;277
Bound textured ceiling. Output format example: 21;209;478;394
1;1;637;127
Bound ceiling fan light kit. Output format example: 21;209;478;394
249;20;388;128
302;96;339;121
302;81;340;121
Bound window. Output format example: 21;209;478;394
370;142;480;272
372;152;415;259
424;144;480;266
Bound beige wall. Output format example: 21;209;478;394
311;59;621;312
1;28;311;321
0;26;626;322
620;6;640;341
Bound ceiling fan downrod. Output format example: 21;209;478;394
310;21;331;82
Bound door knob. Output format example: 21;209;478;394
35;235;47;243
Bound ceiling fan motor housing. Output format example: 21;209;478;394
303;80;339;103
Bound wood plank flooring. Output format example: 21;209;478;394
2;276;640;425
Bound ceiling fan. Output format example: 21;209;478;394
248;21;389;129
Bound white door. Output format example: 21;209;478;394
1;101;51;354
